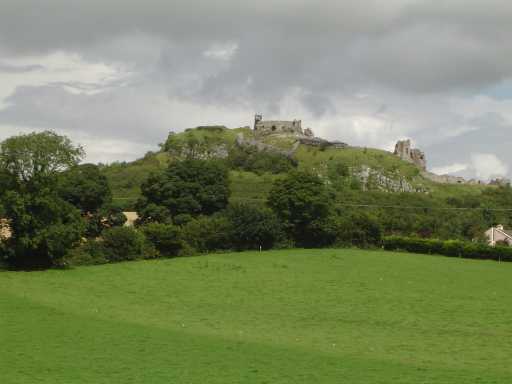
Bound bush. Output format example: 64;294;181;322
225;203;284;250
382;236;512;262
101;227;147;262
140;223;183;257
181;214;233;253
65;240;109;266
228;146;296;175
336;213;382;248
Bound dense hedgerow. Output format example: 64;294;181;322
382;236;512;262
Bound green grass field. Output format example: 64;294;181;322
2;249;512;383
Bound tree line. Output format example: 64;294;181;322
1;131;511;269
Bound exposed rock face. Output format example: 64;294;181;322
353;166;424;193
235;133;299;158
394;139;426;170
421;171;469;185
298;137;348;148
171;144;229;160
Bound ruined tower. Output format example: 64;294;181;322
394;139;426;170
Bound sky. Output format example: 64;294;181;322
1;0;512;180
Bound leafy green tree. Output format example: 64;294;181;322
180;214;232;252
0;131;85;268
101;226;146;262
0;131;83;186
337;212;382;247
85;206;127;238
136;159;230;223
140;222;183;257
225;203;284;250
267;171;332;246
58;163;112;214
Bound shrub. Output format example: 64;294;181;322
101;227;146;262
140;223;183;257
225;203;284;250
181;214;232;253
228;146;296;175
336;213;382;248
65;240;109;266
382;236;512;262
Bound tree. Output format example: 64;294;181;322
136;159;230;223
225;203;284;250
0;131;84;186
101;226;147;262
58;163;112;214
0;131;85;268
140;222;183;257
267;171;332;246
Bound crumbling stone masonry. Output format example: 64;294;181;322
394;139;426;170
254;114;304;135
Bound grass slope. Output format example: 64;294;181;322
101;126;491;209
2;249;512;383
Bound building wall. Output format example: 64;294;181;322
254;115;303;135
485;227;512;246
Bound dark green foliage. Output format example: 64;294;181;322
85;206;127;238
336;212;382;247
101;227;147;262
382;236;512;262
228;146;296;174
65;240;109;266
268;171;333;247
0;131;85;269
181;215;233;252
224;203;284;250
137;159;230;223
1;189;85;269
58;164;112;214
140;223;183;257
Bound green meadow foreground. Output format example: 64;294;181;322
2;250;512;383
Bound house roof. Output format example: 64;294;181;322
495;227;512;240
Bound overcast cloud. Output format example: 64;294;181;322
0;0;511;179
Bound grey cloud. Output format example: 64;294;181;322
424;112;512;178
0;63;44;73
0;1;511;170
0;84;168;143
2;0;510;96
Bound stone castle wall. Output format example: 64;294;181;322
254;114;303;135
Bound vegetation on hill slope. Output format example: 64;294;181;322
101;126;491;208
100;126;504;241
2;249;512;383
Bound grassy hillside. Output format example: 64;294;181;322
2;249;512;383
101;126;492;209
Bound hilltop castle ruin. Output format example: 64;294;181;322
253;114;314;137
394;139;426;171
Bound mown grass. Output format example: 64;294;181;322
2;249;512;383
